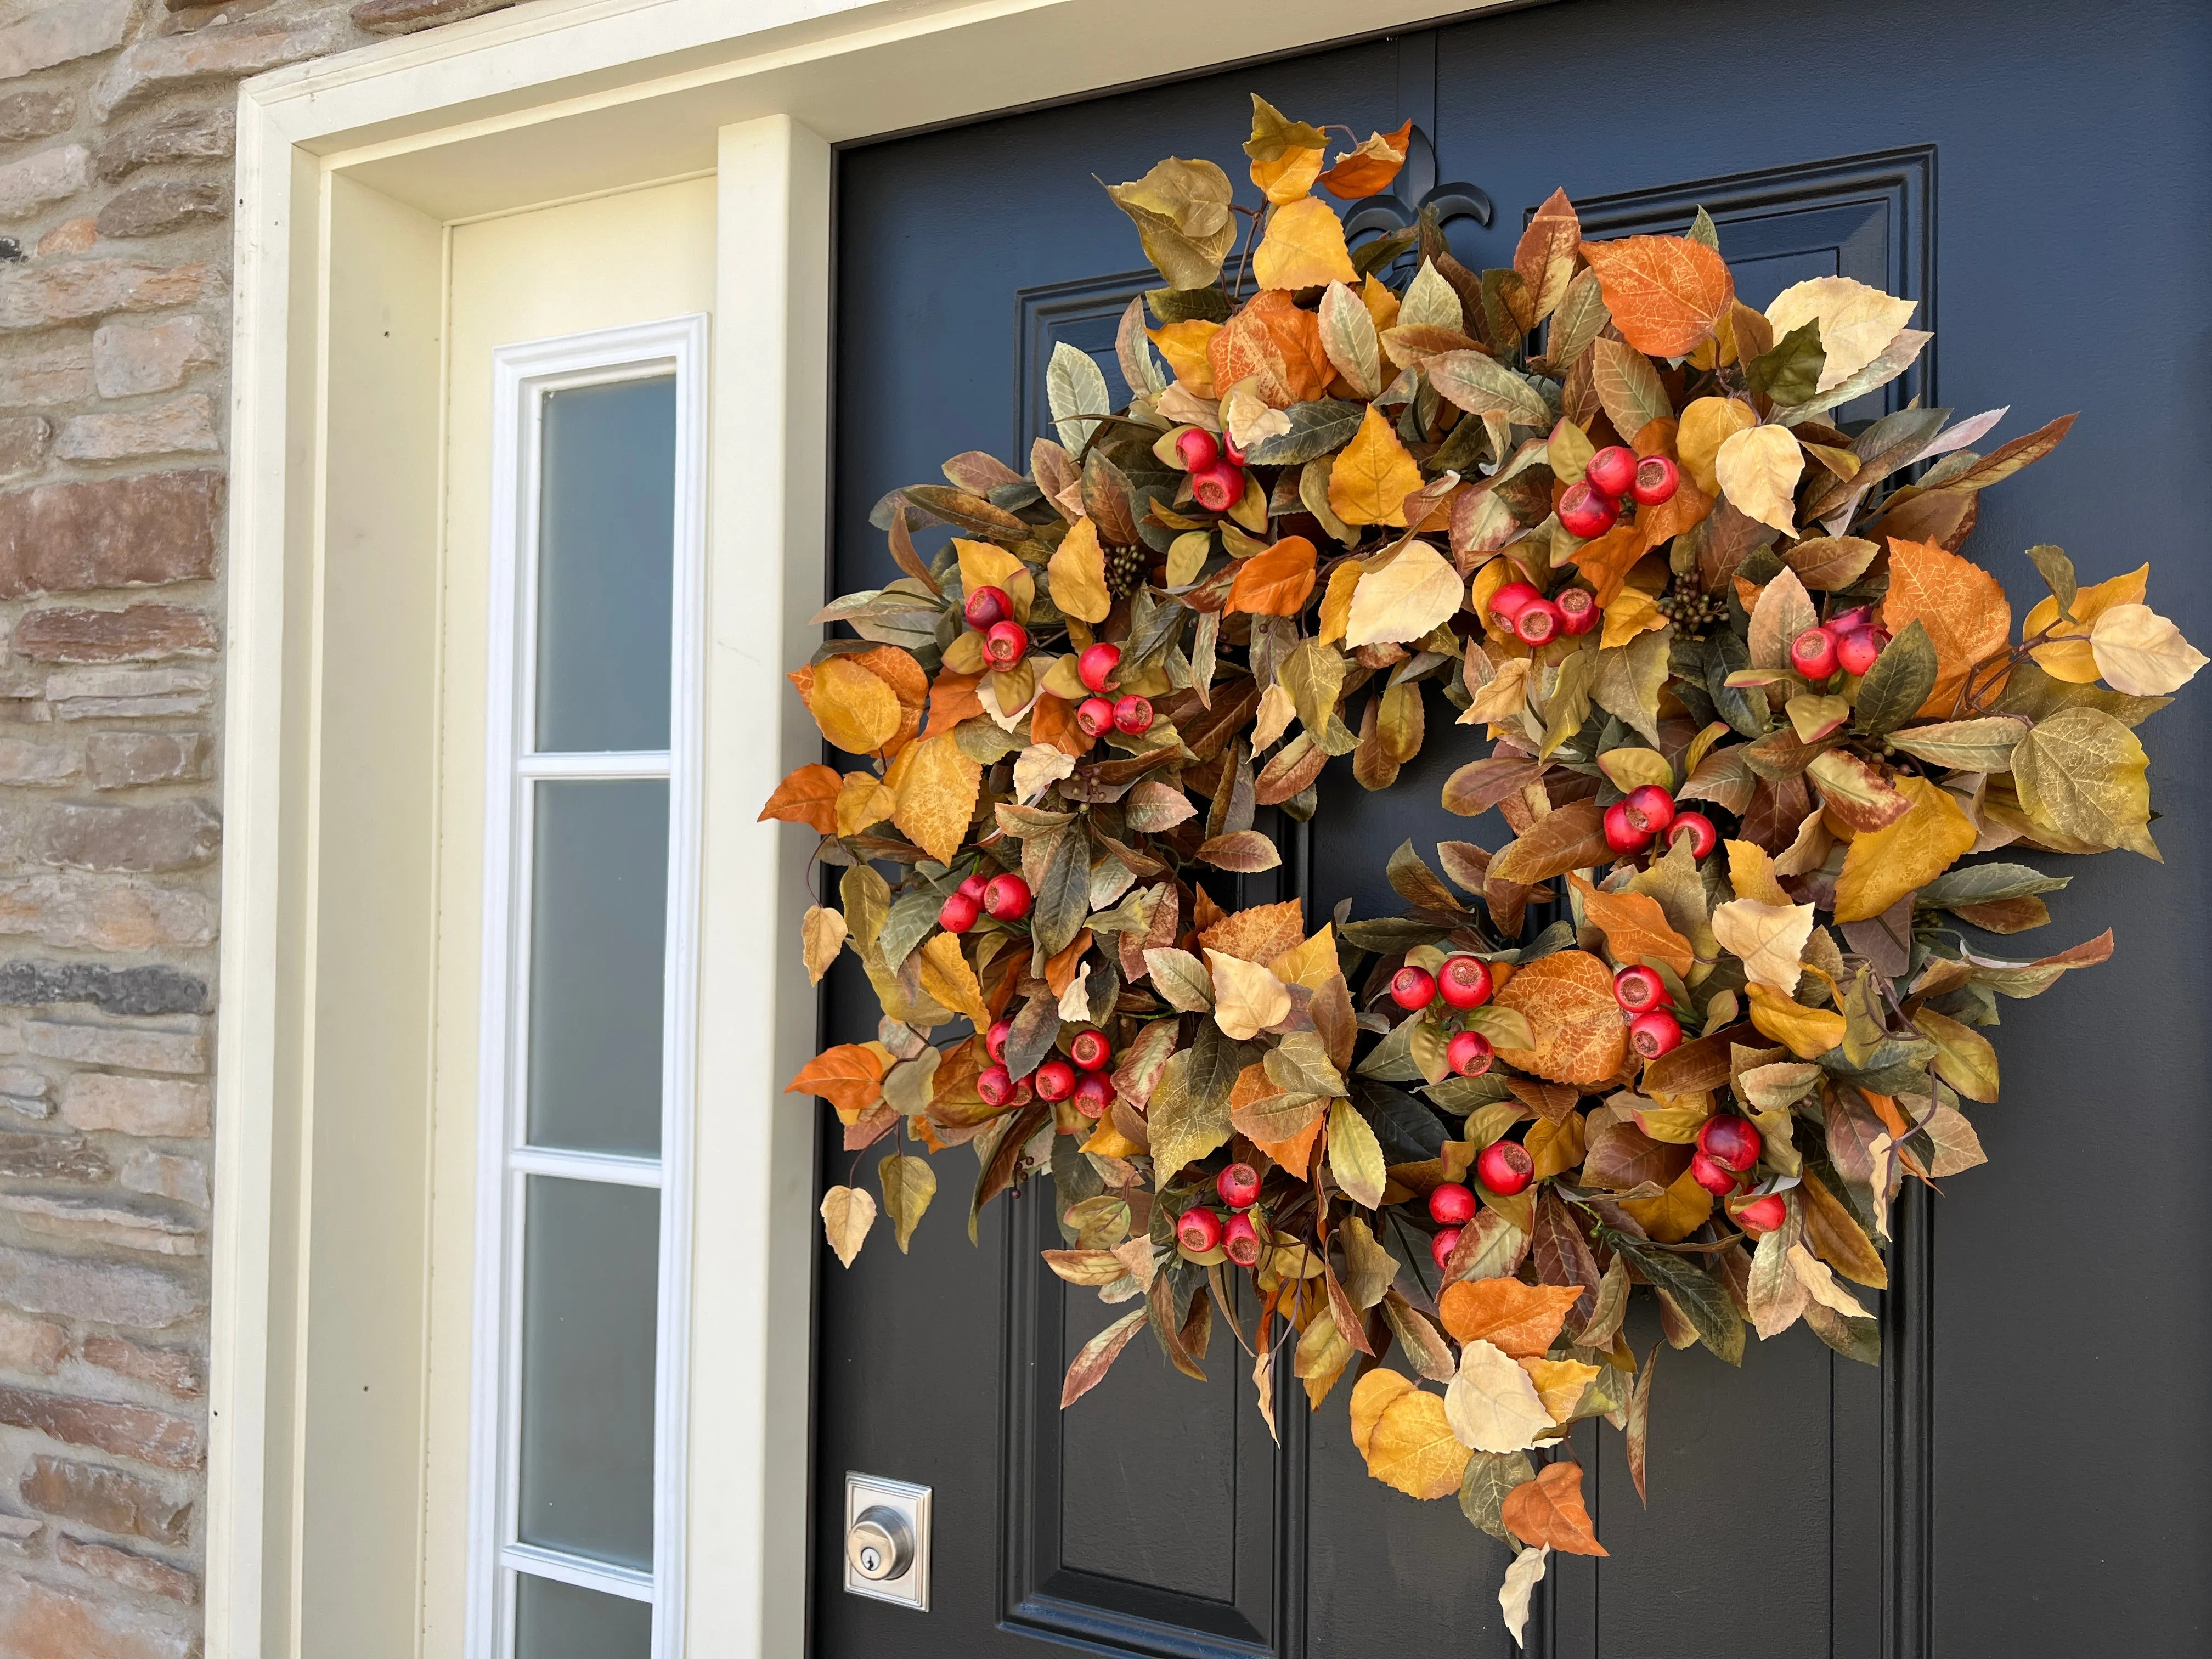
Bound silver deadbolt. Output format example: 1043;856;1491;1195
848;1505;913;1581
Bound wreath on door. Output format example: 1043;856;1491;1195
765;95;2203;1638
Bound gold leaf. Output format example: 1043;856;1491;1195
1345;543;1466;647
1714;425;1803;538
834;771;896;837
878;1153;937;1252
1105;156;1238;290
2010;705;2156;857
917;933;989;1028
1252;195;1356;289
888;732;984;865
1350;1367;1414;1458
1047;516;1112;623
1329;404;1426;527
805;654;901;755
802;905;848;984
1745;984;1847;1061
1833;775;1978;921
1206;949;1291;1041
1618;1165;1715;1243
1519;1358;1602;1425
2022;563;2144;681
1365;1384;1473;1499
1676;396;1757;496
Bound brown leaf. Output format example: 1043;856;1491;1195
1197;831;1283;873
1626;1343;1658;1504
1514;187;1581;322
1500;1460;1609;1556
1488;798;1612;885
1062;1308;1148;1407
1442;755;1548;817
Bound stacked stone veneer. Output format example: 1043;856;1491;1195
0;2;523;1653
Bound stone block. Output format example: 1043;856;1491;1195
0;1244;198;1329
38;216;98;257
78;1335;202;1400
0;334;94;404
0;1309;66;1374
0;258;211;332
14;605;217;663
0;1195;204;1257
84;733;210;791
0;1510;38;1554
0;1133;108;1183
0;873;217;951
94;12;360;122
91;317;218;399
28;1021;208;1075
0;471;222;599
0;90;76;148
54;396;220;462
94;182;227;242
0;145;92;224
0;1386;202;1470
0;738;81;786
58;1534;200;1604
0;412;47;478
0;0;134;81
118;1150;208;1212
97;108;235;184
62;1075;209;1137
0;962;208;1019
33;801;221;872
49;665;216;720
20;1455;191;1544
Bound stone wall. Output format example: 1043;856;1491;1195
0;2;522;1652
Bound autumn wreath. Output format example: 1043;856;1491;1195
765;95;2204;1639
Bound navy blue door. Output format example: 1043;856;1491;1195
816;4;2212;1655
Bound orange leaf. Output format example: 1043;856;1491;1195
785;1043;886;1115
1566;522;1650;608
853;645;930;757
1881;537;2012;716
1568;873;1694;979
1028;692;1094;757
923;670;985;738
1227;535;1319;616
1207;290;1331;408
1513;186;1581;320
1577;234;1735;358
758;763;842;835
1318;120;1412;200
1493;950;1629;1086
1437;1278;1587;1358
1500;1461;1609;1556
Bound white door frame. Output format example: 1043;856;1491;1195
213;1;1502;1653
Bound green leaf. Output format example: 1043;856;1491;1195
1884;716;2029;774
1989;659;2172;729
878;1154;938;1252
1327;1098;1387;1207
1355;1015;1425;1082
2010;705;2157;856
1459;1449;1535;1544
1543;267;1610;370
1046;340;1111;454
2025;544;2076;621
1243;399;1369;466
1743;320;1824;408
1592;626;1674;747
1918;863;2071;907
1464;1005;1537;1049
1613;1240;1744;1365
1427;351;1554;427
1852;619;1938;737
1146;285;1232;324
1145;1051;1226;1181
1028;825;1094;957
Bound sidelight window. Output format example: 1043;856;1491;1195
469;317;707;1659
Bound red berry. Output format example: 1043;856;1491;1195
1514;597;1564;646
985;1018;1013;1065
1216;1163;1261;1210
1111;695;1154;736
1431;1227;1463;1271
1476;1138;1534;1197
1488;579;1543;625
1624;784;1675;836
1836;627;1888;677
983;619;1030;668
1076;696;1116;738
1613;964;1667;1013
1389;965;1437;1011
938;890;980;933
1222;1211;1262;1266
1790;625;1840;680
1830;603;1876;633
1667;810;1718;860
1447;1030;1494;1076
1069;1029;1111;1071
1604;800;1652;856
1071;1073;1113;1119
957;873;988;901
1629;1007;1683;1059
1177;1206;1223;1254
1437;955;1494;1010
1221;431;1246;466
963;585;1012;629
1175;426;1220;471
1427;1182;1477;1225
1555;585;1600;635
1192;462;1243;513
1630;454;1680;506
1558;481;1620;539
977;1064;1017;1108
983;873;1032;921
1737;1194;1788;1237
1034;1058;1075;1102
1697;1114;1764;1174
1585;445;1638;499
1077;642;1122;693
1690;1150;1741;1197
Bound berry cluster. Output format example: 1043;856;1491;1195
977;1011;1117;1120
1104;541;1150;597
1558;444;1679;538
962;584;1031;670
936;869;1033;935
1652;569;1728;639
1070;641;1153;739
1788;605;1892;682
1171;425;1249;515
1600;782;1717;864
1177;1161;1267;1266
1390;952;1500;1077
1488;577;1599;645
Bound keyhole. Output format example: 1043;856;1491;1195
860;1547;882;1575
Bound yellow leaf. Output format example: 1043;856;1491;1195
1714;424;1803;537
1329;404;1425;527
1520;1357;1602;1425
1764;276;1918;393
1746;984;1847;1060
1463;655;1531;725
805;655;901;755
1600;586;1667;649
1166;529;1212;588
1446;1338;1554;1453
1568;873;1693;979
1882;537;2011;718
1350;1367;1414;1458
1328;1098;1387;1207
1266;923;1339;991
2010;705;2156;856
1316;558;1362;645
834;771;895;837
801;905;848;984
1252;196;1356;289
1366;1384;1474;1498
819;1184;876;1268
1710;898;1814;991
1206;949;1291;1041
2090;603;2208;696
1345;543;1465;647
1147;320;1221;396
1619;1164;1716;1243
1833;775;1977;922
917;933;989;1029
888;732;983;865
1360;271;1401;334
1250;144;1323;205
1724;837;1791;905
2022;563;2143;681
1675;396;1757;495
1047;516;1112;623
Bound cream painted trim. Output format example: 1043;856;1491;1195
217;2;1505;1655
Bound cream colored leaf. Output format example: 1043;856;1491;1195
1318;280;1383;399
1222;376;1293;453
1252;682;1297;749
1711;898;1814;992
1446;1338;1554;1454
1500;1547;1550;1648
1787;1242;1872;1318
1714;425;1803;537
1464;656;1532;725
802;904;848;984
1206;948;1291;1040
2089;603;2209;696
1400;258;1463;332
1013;743;1076;804
1057;964;1092;1022
1345;543;1465;647
820;1184;876;1268
1764;276;1918;393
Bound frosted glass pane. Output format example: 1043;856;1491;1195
526;780;667;1156
534;376;675;754
515;1572;651;1659
517;1177;659;1568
